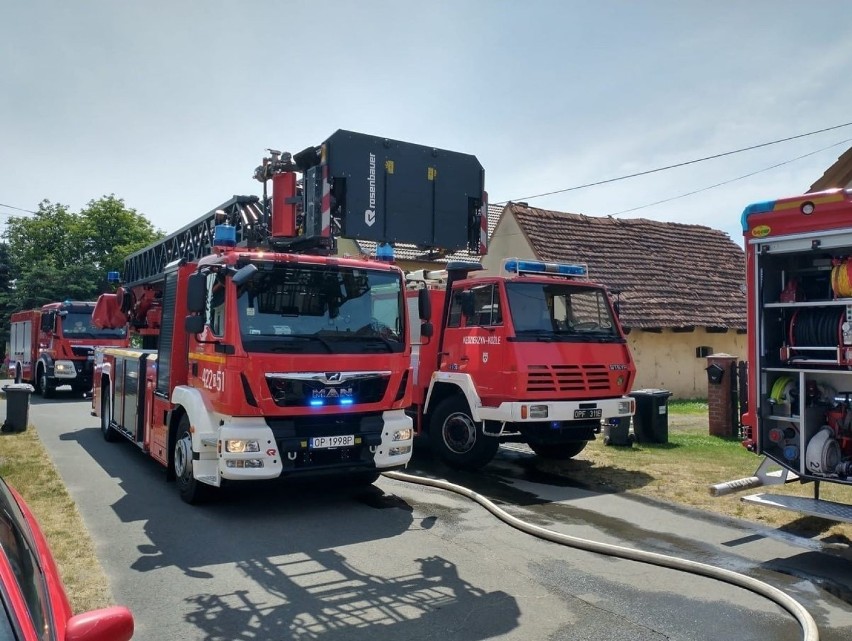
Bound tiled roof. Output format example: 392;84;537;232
508;204;746;330
349;204;503;263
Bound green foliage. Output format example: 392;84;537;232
0;195;163;352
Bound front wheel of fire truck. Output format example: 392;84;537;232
429;396;499;470
100;388;119;442
173;415;213;504
14;366;22;385
37;365;54;399
528;441;588;460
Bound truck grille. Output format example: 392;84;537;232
526;364;611;393
266;372;390;407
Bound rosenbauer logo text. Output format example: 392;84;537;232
365;153;377;227
463;336;501;345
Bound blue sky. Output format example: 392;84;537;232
3;1;852;247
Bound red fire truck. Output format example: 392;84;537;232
713;188;852;522
90;130;486;503
406;258;636;469
9;301;128;397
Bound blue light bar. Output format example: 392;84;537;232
214;224;237;247
107;271;121;283
376;242;394;262
503;258;587;278
340;398;354;405
309;399;324;407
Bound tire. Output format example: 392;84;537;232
14;367;22;385
173;415;213;504
428;396;499;470
38;366;54;399
101;387;119;442
528;441;588;460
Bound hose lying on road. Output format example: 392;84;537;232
384;470;819;641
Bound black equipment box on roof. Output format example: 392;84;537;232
311;130;485;252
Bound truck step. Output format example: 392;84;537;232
742;493;852;523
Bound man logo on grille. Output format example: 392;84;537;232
324;372;342;384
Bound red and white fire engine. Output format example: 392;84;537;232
90;130;486;503
9;301;128;397
406;258;636;469
713;188;852;522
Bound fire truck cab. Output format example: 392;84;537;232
10;301;128;398
407;258;636;469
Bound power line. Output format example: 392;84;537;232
494;121;852;204
0;203;37;215
606;137;852;216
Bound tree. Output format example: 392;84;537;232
0;243;14;369
4;200;78;271
3;195;163;312
0;197;161;371
75;195;164;275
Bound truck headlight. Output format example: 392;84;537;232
225;459;264;468
389;445;412;456
392;428;413;441
618;401;631;414
529;405;548;419
225;439;260;453
54;360;77;378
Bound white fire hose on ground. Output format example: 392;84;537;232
384;470;819;641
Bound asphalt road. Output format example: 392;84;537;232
21;391;852;641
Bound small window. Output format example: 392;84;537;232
447;290;464;328
468;284;502;327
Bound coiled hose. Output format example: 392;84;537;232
384;470;819;641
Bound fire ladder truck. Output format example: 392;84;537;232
91;130;485;503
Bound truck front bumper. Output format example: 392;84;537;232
477;396;635;423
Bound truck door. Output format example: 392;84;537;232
442;283;505;401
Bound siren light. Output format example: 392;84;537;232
502;258;587;278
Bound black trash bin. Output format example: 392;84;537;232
629;389;672;444
603;416;633;447
2;384;35;433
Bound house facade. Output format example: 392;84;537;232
481;204;747;398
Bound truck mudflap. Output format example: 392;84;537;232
477;396;634;424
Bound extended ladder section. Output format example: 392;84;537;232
123;130;486;287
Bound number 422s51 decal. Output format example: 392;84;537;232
201;368;225;392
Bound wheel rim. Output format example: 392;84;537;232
174;433;193;481
442;411;477;454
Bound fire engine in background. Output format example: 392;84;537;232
406;258;636;469
712;188;852;523
9;301;128;398
90;130;486;503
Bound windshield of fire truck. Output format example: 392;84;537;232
504;282;621;341
60;312;128;339
236;263;404;354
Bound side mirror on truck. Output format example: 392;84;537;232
40;313;55;333
187;273;207;313
418;288;431;321
421;321;434;339
185;315;205;335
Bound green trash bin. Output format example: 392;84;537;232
629;389;672;444
2;384;35;433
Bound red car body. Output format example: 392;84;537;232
0;477;133;640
